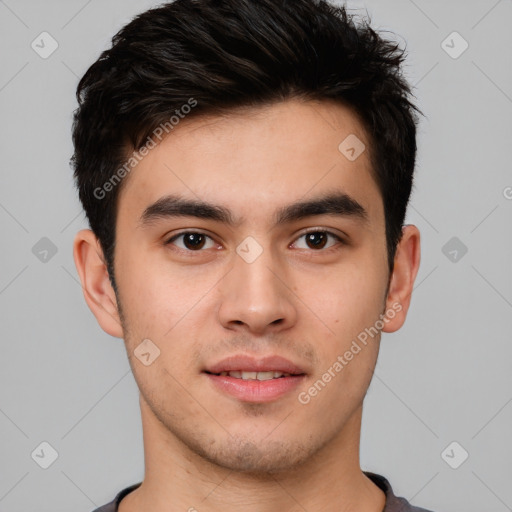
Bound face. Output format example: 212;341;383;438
108;99;394;473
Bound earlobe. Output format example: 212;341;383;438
72;229;124;338
382;224;421;333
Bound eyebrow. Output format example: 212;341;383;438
138;191;369;228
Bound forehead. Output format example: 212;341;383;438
117;99;383;227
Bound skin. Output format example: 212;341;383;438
74;98;420;512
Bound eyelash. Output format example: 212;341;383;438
164;229;346;253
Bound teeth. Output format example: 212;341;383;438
218;371;291;380
256;371;275;381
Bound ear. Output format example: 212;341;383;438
381;224;421;333
72;229;124;338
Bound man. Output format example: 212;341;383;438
71;0;433;510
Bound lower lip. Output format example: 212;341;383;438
205;373;306;403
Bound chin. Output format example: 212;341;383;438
194;436;315;475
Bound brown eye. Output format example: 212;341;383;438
166;232;215;251
305;232;328;249
183;233;206;250
292;230;343;251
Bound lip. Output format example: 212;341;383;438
205;373;306;403
204;354;307;375
203;354;308;403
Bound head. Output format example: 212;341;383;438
72;0;421;474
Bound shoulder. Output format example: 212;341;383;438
90;502;116;512
89;482;142;512
363;471;438;512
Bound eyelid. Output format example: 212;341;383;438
291;228;346;249
295;227;347;240
165;230;218;247
165;228;346;252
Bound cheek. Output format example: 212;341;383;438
116;254;215;374
297;260;386;340
116;245;206;329
302;268;384;402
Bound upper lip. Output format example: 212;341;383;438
204;355;307;375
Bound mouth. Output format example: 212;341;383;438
203;355;307;403
205;370;298;380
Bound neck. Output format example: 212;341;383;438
119;397;386;512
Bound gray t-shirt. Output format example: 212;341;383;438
90;471;436;511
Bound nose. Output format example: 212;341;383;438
217;244;297;335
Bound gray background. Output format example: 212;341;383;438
0;0;511;511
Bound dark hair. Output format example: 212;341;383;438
71;0;420;293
